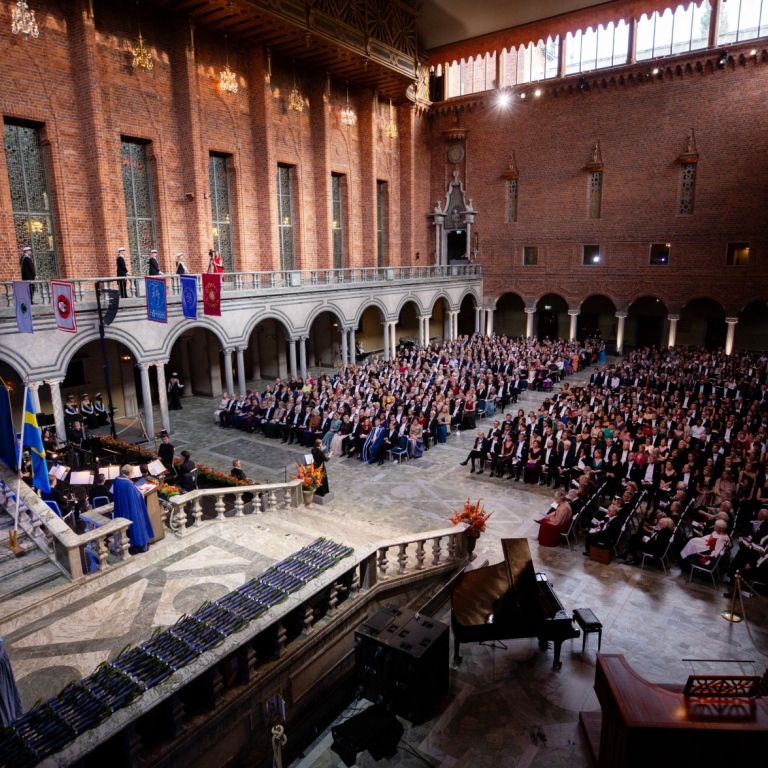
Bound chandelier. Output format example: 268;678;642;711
132;33;153;70
219;35;238;93
385;99;398;140
288;62;303;112
341;82;356;127
11;1;40;38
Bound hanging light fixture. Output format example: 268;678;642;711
341;81;356;127
11;1;40;38
288;62;304;112
219;35;238;93
132;2;152;71
385;99;398;140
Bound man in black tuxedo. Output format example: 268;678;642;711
509;431;528;481
460;431;490;474
554;439;575;489
116;247;129;298
88;474;113;506
584;504;624;556
148;249;162;275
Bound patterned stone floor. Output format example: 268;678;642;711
3;365;768;767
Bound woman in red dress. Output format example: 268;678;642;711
208;249;224;273
538;491;573;547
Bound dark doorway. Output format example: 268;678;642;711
636;316;663;348
705;320;727;350
538;312;558;339
577;313;600;342
447;230;467;261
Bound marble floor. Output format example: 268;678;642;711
3;366;768;768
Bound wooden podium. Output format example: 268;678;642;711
581;654;768;767
140;485;165;544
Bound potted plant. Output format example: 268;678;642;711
293;462;324;506
451;498;492;560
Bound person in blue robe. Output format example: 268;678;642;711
112;466;153;553
361;419;386;464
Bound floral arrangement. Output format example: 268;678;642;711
292;462;324;492
156;482;182;498
98;437;250;488
451;498;492;538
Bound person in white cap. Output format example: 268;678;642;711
148;249;162;275
168;372;184;411
116;247;129;298
175;253;188;275
20;246;36;300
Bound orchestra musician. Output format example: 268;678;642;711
157;433;175;475
67;420;88;467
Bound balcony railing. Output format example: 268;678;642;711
0;265;482;309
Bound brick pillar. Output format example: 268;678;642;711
69;0;122;275
170;21;211;273
249;47;280;271
358;89;379;268
310;73;332;270
399;104;415;266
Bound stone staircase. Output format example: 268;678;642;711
0;510;67;605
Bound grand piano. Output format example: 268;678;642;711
451;538;579;669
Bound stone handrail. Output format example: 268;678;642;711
0;265;482;308
0;462;132;583
37;523;468;767
162;479;304;536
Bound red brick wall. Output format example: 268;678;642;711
430;46;768;316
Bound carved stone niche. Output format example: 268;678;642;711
429;170;477;266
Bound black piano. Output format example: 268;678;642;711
451;538;579;669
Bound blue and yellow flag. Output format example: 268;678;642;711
23;390;50;494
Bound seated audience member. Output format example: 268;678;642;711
622;516;675;565
678;519;729;571
537;490;573;547
460;430;489;474
583;504;623;556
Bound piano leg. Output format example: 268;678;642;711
453;637;463;664
537;637;563;670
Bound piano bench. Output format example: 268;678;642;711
573;608;602;653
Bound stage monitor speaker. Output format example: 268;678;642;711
101;288;120;326
355;604;449;723
331;703;403;767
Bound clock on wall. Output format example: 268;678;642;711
447;144;465;164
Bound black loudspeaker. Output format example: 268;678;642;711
354;604;449;723
101;288;120;326
331;702;403;767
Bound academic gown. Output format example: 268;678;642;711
361;427;386;464
112;475;153;551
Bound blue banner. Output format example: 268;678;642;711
23;390;49;494
0;384;17;472
146;277;167;323
180;274;198;320
13;281;33;334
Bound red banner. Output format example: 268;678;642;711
51;280;77;333
202;273;221;316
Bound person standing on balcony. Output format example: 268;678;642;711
20;246;36;301
208;249;224;274
175;253;188;275
116;247;129;298
148;249;162;275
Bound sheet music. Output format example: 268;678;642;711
50;465;70;481
146;459;166;476
102;465;121;480
70;470;94;485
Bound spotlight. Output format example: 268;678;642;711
520;92;526;99
577;75;587;91
718;49;728;67
750;49;757;56
592;255;600;263
652;68;659;75
534;89;541;97
497;91;510;107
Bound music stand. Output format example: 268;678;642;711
70;470;94;486
127;465;142;479
50;465;70;482
146;459;166;476
304;454;314;466
102;465;121;481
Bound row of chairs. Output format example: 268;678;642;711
560;482;608;551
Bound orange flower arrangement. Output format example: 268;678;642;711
292;462;325;492
451;498;492;538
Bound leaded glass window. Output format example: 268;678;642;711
121;140;156;274
332;173;344;270
3;122;58;278
679;163;696;216
277;165;295;271
377;180;387;268
506;179;518;223
209;154;234;272
589;171;602;219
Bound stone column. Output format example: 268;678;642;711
349;328;356;364
486;308;494;337
383;321;390;360
424;315;430;345
475;306;481;335
28;381;41;416
390;322;397;358
288;339;298;378
222;349;235;396
568;309;580;342
525;308;536;339
627;16;638;64
138;363;155;441
615;312;628;356
725;318;738;355
46;378;66;443
155;361;170;435
667;315;680;348
236;347;247;396
341;329;348;367
299;336;308;380
417;316;425;346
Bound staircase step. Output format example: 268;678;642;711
0;560;66;604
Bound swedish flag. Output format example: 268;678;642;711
23;390;50;494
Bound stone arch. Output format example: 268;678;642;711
243;313;295;382
456;293;478;336
393;293;426;318
679;297;727;350
160;320;229;362
57;327;144;376
736;300;768;352
242;309;297;344
494;292;526;338
456;286;480;310
303;302;347;333
578;294;617;344
428;291;454;313
627;295;669;350
536;293;569;340
350;298;390;327
0;358;26;416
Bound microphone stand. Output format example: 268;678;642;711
95;282;118;440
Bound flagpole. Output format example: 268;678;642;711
14;385;28;535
